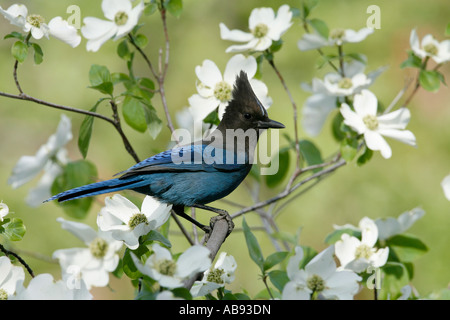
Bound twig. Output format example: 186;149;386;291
231;159;346;219
267;58;301;169
0;243;35;278
109;100;141;163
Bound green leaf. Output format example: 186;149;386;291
386;234;428;262
268;270;289;292
51;160;98;219
340;138;358;162
400;51;422;69
419;70;441;92
263;251;289;271
242;218;264;273
2;218;26;241
300;0;319;19
4;31;25;41
78;99;106;159
346;53;367;64
122;249;144;280
11;41;28;63
88;64;113;96
265;148;290;188
144;104;163;139
203;110;220;126
308;18;329;39
32;43;43;65
357;146;373;166
122;96;148;133
117;39;132;60
134;34;148;49
164;0;183;18
379;262;410;300
299;139;323;171
446;23;450;36
331;111;346;141
141;230;172;248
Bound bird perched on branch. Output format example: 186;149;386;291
46;71;284;234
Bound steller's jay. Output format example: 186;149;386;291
46;71;284;233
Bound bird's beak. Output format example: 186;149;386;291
257;118;285;129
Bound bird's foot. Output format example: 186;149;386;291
209;210;235;237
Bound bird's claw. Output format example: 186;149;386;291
209;211;235;237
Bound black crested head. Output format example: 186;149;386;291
218;71;285;132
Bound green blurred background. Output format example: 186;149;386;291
0;0;449;299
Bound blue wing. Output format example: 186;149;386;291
117;144;246;179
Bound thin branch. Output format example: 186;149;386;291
109;100;141;163
267;58;301;169
0;244;35;278
13;60;23;94
231;159;346;219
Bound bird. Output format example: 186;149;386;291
46;71;285;233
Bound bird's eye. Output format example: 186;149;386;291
244;113;252;120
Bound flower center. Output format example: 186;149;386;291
330;28;345;40
363;115;379;131
338;77;353;89
214;81;232;102
252;23;269;38
0;289;8;300
128;213;149;230
27;14;45;28
355;244;373;260
89;237;109;259
306;274;325;293
114;11;128;26
206;268;225;284
156;259;177;276
423;43;438;56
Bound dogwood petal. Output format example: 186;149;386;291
353;90;378;117
102;0;132;21
219;23;253;42
364;130;392;158
195;60;223;88
377;128;416;147
298;33;329;51
48;17;81;47
340;103;366;134
303;94;337;136
441;175;450;201
223;54;257;83
249;7;275;30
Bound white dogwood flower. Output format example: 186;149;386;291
335;217;389;273
375;208;425;241
298;27;373;51
53;218;123;290
340;90;416;159
302;60;384;136
81;0;144;52
220;5;293;53
188;54;272;122
441;174;450;201
97;194;172;250
0;4;81;47
190;252;237;297
131;243;211;289
8;115;72;206
13;273;92;300
282;246;361;300
0;202;10;222
0;256;25;300
410;29;450;64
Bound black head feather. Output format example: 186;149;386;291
218;71;284;132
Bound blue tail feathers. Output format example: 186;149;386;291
45;177;145;203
